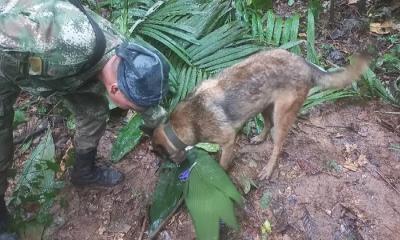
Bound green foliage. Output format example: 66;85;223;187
13;109;26;128
360;67;399;106
195;143;220;153
355;40;400;106
10;129;63;230
306;9;319;64
237;6;303;52
149;148;242;240
303;87;357;112
239;175;258;194
376;48;400;75
184;149;242;240
260;191;272;209
148;163;186;238
111;113;144;162
66;114;76;130
249;0;273;11
308;0;322;19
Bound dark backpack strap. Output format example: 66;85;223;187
68;0;106;73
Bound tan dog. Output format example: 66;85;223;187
151;49;369;180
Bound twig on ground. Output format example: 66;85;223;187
299;120;326;130
325;59;340;69
383;224;400;235
325;124;357;132
374;111;400;115
385;198;400;217
382;44;395;54
367;167;400;195
138;214;148;240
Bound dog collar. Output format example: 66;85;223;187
164;122;187;150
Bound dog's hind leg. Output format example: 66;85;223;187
250;104;274;144
258;91;306;180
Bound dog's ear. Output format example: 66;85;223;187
140;125;155;136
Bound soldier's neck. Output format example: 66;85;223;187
98;55;120;87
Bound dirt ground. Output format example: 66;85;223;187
46;100;400;240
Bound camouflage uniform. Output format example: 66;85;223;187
0;0;124;194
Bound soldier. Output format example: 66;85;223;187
0;0;169;238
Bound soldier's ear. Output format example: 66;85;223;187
110;83;119;95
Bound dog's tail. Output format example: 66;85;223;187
310;56;370;90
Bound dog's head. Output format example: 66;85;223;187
151;123;187;164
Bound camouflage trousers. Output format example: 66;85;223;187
0;52;109;195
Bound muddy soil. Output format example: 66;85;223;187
47;100;400;240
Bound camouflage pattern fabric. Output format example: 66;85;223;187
0;0;124;194
0;0;124;95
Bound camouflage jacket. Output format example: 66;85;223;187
0;0;124;96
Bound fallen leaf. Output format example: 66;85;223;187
302;208;319;239
261;219;272;234
325;209;332;216
335;133;344;138
239;175;258;194
195;143;220;153
345;143;357;154
357;154;368;166
260;191;272;209
394;23;400;31
98;226;106;235
343;161;358;171
370;21;394;34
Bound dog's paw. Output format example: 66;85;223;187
258;165;274;180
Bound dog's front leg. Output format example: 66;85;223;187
219;139;235;170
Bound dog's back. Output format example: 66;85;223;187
170;48;368;141
178;49;313;129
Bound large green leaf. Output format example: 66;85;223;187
289;14;301;54
148;163;186;238
306;9;319;64
264;10;275;43
10;129;62;227
185;171;236;240
281;16;292;44
184;148;242;240
195;143;220;153
302;87;357;112
186;149;242;204
361;67;398;106
272;16;283;45
13;129;56;195
111;113;143;162
13;109;26;128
